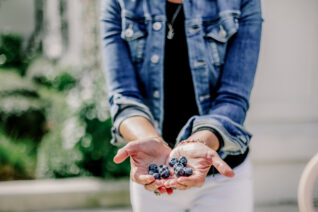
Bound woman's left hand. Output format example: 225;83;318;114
164;141;235;190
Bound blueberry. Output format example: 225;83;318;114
184;167;193;176
168;158;178;167
162;165;169;169
160;169;170;179
153;173;161;179
179;156;187;166
159;165;169;173
175;167;185;177
148;170;155;175
149;164;158;173
173;162;184;171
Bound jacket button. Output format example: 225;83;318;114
153;90;160;98
125;28;133;38
151;54;160;63
153;22;162;31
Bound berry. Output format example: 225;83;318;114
153;173;161;179
149;164;158;173
173;162;184;171
175;167;185;177
159;165;169;173
184;167;193;176
168;158;178;167
160;169;170;179
148;170;155;175
179;156;187;166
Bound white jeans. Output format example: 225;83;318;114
130;157;253;212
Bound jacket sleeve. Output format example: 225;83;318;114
100;0;155;146
177;0;263;158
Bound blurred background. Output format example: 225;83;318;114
0;0;317;212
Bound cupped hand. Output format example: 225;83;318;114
164;142;234;190
113;136;172;194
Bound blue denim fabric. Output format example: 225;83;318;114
100;0;263;158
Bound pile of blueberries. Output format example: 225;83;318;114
148;156;193;180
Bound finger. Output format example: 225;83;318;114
210;153;235;178
177;173;205;188
144;183;157;192
134;173;155;185
166;188;173;195
174;183;188;190
158;186;167;194
144;178;166;192
113;142;139;164
170;180;188;190
164;178;188;190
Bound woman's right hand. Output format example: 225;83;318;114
113;136;172;194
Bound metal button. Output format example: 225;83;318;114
151;54;160;63
153;90;160;98
125;28;133;37
153;22;162;31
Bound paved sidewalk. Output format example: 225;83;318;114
39;205;301;212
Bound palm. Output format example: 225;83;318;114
114;137;171;184
165;142;234;189
129;142;170;179
170;143;212;185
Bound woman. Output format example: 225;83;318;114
101;0;263;211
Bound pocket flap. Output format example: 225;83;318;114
121;18;147;41
205;24;229;43
204;17;239;43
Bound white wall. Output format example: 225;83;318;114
0;0;35;39
247;0;318;124
246;0;318;209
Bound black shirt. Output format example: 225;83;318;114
162;2;199;147
162;2;248;174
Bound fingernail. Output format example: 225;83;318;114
166;188;173;195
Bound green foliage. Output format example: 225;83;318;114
0;69;47;141
0;133;36;180
26;59;78;92
0;34;28;75
33;63;130;179
36;125;89;178
0;32;130;180
79;118;130;179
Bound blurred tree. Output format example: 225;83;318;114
26;0;44;55
0;0;130;180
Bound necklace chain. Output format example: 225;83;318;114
167;5;182;40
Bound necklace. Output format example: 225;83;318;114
167;5;182;40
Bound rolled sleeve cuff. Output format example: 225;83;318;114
111;107;154;146
177;115;252;159
109;94;155;147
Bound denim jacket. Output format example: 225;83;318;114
100;0;263;158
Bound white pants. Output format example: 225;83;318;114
130;157;253;212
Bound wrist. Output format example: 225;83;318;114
149;136;169;147
186;130;220;151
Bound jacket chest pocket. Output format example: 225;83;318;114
121;17;148;67
204;23;231;67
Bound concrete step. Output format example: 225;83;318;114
0;178;130;212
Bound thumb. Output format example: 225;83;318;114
209;152;235;178
113;142;139;164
